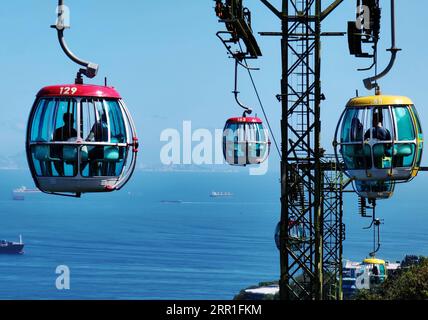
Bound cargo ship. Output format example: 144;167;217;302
210;191;233;197
12;186;41;200
0;236;24;254
161;200;183;204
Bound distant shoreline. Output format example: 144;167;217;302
0;167;281;174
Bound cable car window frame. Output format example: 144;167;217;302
28;97;131;179
341;144;373;170
79;98;130;178
118;99;133;145
76;98;128;146
29;97;80;178
51;98;78;177
246;123;255;161
96;99;110;142
379;264;386;277
392;143;416;168
222;119;270;166
53;99;78;143
409;105;424;168
116;99;133;173
390;105;418;169
37;99;57;142
49;99;59;142
392;105;416;142
410;105;423;135
105;99;128;144
254;122;262;161
30;98;49;142
117;98;137;178
367;106;394;141
82;98;110;143
372;143;392;169
341;108;366;143
30;145;79;177
339;105;421;172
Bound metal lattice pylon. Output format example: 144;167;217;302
215;0;346;300
278;0;344;300
278;0;323;300
321;156;345;300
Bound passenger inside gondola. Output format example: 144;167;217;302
82;102;124;177
365;110;392;169
364;111;392;141
351;117;364;142
349;117;366;169
51;112;78;176
85;113;109;176
342;115;370;170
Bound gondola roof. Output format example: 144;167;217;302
37;85;122;99
346;95;413;107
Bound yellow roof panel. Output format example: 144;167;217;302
347;95;414;107
363;258;386;265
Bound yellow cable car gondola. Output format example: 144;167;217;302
362;257;387;286
334;95;424;184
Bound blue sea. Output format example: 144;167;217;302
0;169;427;300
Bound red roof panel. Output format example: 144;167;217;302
37;84;122;99
226;117;263;124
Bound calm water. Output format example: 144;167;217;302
0;169;426;299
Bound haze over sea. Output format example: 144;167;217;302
0;169;427;300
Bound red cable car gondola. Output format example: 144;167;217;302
26;85;138;197
274;220;306;251
221;57;271;166
26;0;139;197
223;116;270;166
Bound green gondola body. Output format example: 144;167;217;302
335;95;424;187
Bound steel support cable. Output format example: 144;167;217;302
246;65;281;157
238;43;281;157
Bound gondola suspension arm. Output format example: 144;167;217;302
363;0;401;90
233;58;253;117
51;0;99;84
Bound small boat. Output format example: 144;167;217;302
160;200;183;204
0;236;24;255
210;191;233;197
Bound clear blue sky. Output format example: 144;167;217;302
0;0;427;168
